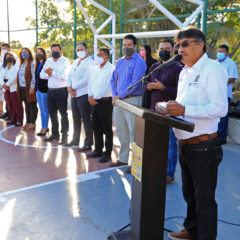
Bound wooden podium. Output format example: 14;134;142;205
108;100;194;240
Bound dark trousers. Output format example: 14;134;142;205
71;94;93;146
48;88;69;137
4;91;23;124
218;97;230;142
92;97;113;154
20;87;38;124
178;138;222;240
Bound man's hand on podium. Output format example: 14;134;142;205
166;101;185;116
156;100;185;116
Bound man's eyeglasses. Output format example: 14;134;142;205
175;40;199;49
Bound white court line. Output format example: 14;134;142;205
0;166;127;198
0;126;79;149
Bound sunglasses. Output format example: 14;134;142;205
175;40;199;49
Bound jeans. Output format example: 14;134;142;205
167;128;178;178
48;88;69;137
179;138;222;240
218;98;230;142
36;90;49;128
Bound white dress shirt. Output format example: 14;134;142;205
88;61;114;99
40;55;71;89
0;62;19;92
174;53;228;140
67;56;94;97
216;57;238;99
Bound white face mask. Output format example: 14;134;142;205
94;56;104;65
77;50;86;59
2;49;8;56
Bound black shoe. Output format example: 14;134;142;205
86;150;103;158
78;145;92;152
0;113;9;119
59;137;68;145
15;122;23;127
7;121;16;125
65;141;79;147
44;135;59;142
98;154;111;163
37;128;49;136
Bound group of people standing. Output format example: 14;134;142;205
0;26;238;240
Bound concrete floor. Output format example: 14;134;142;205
0;117;239;240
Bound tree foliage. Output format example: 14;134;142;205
26;0;240;62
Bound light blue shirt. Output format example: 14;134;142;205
111;51;147;99
216;56;238;99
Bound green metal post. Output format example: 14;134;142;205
36;0;38;47
109;0;113;63
74;0;77;59
6;0;10;44
197;13;201;29
120;0;124;57
109;0;113;34
203;0;208;35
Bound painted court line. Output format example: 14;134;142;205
0;126;79;149
0;166;127;198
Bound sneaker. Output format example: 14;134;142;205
168;229;193;240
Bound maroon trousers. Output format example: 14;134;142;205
4;91;23;124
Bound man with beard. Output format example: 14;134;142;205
147;39;183;184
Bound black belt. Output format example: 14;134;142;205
97;97;112;102
49;87;67;91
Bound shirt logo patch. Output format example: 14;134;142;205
189;74;200;87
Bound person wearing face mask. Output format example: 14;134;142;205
17;47;38;131
110;34;147;172
0;53;22;126
139;45;157;109
86;48;114;163
40;43;71;144
35;47;49;136
147;39;183;185
0;43;19;119
65;42;94;150
216;44;238;145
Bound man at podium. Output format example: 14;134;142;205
156;27;228;240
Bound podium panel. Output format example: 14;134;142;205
109;100;194;240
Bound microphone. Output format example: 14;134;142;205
127;55;182;90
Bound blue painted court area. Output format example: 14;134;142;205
0;147;239;240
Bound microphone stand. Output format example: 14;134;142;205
127;55;182;90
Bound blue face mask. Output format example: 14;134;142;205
217;52;226;61
21;53;30;59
